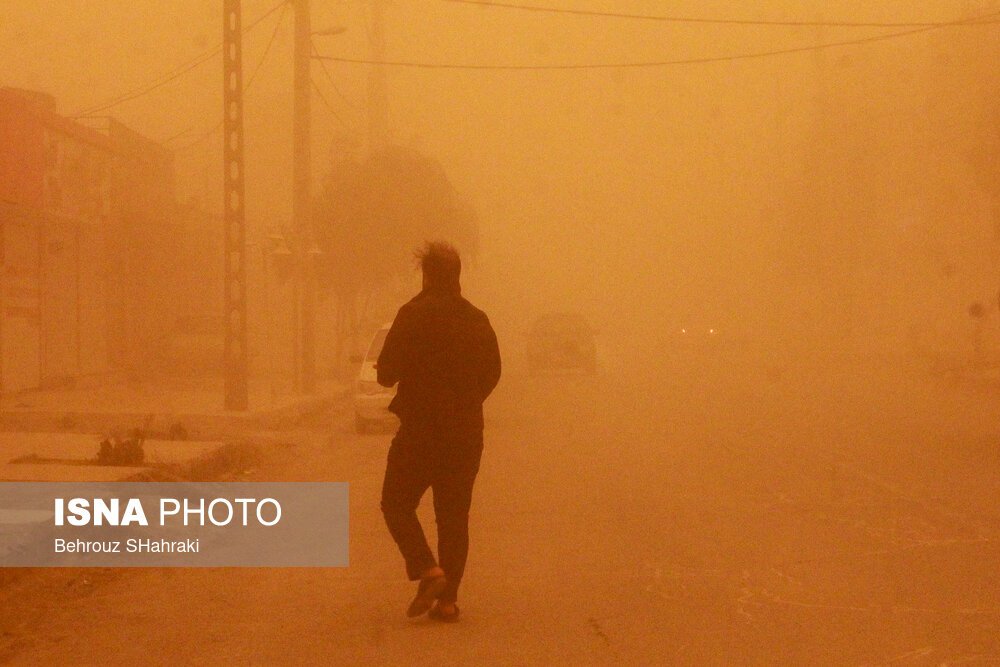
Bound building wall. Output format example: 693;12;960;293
105;119;178;374
38;213;79;385
0;202;41;393
0;88;183;392
0;90;46;392
0;90;45;209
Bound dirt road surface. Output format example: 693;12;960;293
3;351;1000;665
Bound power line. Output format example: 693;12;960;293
441;0;1000;29
73;1;286;117
181;16;357;150
74;49;222;117
246;3;288;90
313;10;1000;70
311;77;350;129
162;126;196;144
175;5;289;153
311;38;363;112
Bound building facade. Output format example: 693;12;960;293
0;87;192;393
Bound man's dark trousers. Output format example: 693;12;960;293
381;422;483;603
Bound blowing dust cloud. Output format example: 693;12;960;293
2;1;1000;664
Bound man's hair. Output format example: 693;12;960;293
416;241;461;288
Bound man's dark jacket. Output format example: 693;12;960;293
377;288;501;433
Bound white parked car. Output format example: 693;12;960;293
353;324;398;434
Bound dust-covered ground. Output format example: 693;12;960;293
2;347;1000;665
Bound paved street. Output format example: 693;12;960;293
3;350;1000;665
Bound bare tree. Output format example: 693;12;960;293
313;145;479;372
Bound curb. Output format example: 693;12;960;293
0;390;349;440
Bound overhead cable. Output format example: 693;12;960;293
175;5;288;153
311;38;363;112
74;1;286;117
311;77;350;129
245;3;288;90
441;0;1000;29
313;10;1000;70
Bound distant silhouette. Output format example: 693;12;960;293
377;241;501;622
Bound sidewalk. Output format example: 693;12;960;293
0;374;349;439
0;432;226;481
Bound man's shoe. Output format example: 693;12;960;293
406;575;447;617
428;603;460;623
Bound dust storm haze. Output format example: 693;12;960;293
2;1;1000;664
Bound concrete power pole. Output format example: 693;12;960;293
223;0;249;410
293;0;317;393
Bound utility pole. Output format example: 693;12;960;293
293;0;317;393
223;0;249;410
367;0;389;151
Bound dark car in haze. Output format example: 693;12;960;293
527;312;597;374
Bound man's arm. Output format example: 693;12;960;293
376;308;410;387
478;316;502;401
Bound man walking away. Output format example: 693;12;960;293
377;241;501;622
